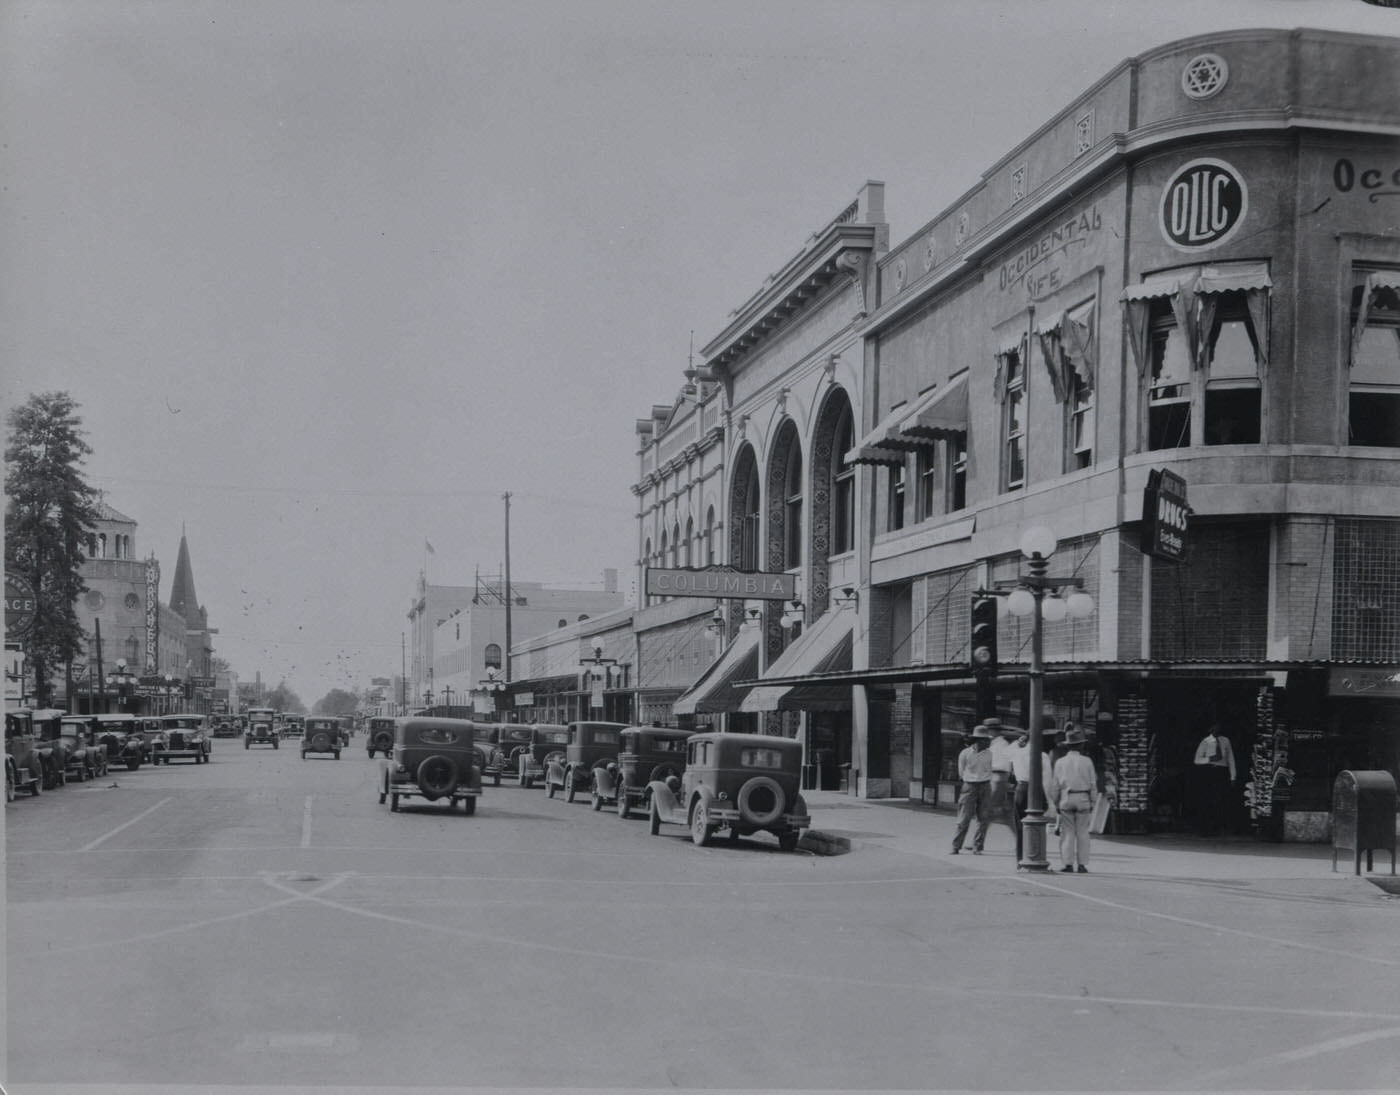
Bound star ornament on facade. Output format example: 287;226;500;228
1182;53;1229;100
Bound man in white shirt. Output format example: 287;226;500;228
950;724;995;855
1052;726;1098;873
1193;725;1237;836
1008;723;1057;864
987;717;1016;830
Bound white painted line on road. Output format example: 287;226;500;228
1015;873;1400;969
78;797;173;852
301;795;314;848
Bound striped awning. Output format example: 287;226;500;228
671;625;761;716
845;372;968;461
739;603;855;713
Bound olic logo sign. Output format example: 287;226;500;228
1159;158;1248;252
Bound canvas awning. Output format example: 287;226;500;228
671;625;761;716
845;372;968;462
739;604;855;712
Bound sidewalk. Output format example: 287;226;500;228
800;788;1397;890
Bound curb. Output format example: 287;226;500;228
800;829;852;856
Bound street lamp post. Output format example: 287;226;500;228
1001;526;1095;872
581;642;618;720
478;667;507;721
442;684;454;711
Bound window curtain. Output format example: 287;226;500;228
1035;314;1069;404
993;331;1026;404
1350;271;1400;366
1195;267;1272;376
1062;301;1097;392
1121;277;1180;380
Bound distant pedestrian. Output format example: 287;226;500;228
986;718;1015;826
950;724;995;855
1052;726;1097;873
1008;722;1057;863
1193;724;1237;836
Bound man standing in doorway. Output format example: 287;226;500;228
1193;724;1237;836
951;724;995;855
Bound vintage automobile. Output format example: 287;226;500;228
155;714;211;764
365;716;397;759
490;723;534;782
469;723;506;785
376;716;483;814
545;720;627;803
301;716;342;760
88;713;145;770
59;716;110;780
517;724;568;789
126;717;168;764
245;716;280;749
6;709;47;798
211;717;240;738
647;732;810;851
27;708;73;788
283;714;305;739
591;726;692;816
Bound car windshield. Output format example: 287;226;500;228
543;731;567;744
588;730;620;746
647;737;684;752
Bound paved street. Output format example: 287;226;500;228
5;740;1398;1094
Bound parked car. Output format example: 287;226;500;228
6;709;46;799
301;717;342;760
470;723;506;785
211;717;240;738
647;732;810;851
245;716;279;749
128;717;168;764
59;716;109;780
366;716;397;759
591;726;692;817
89;713;144;770
491;724;534;782
377;716;483;814
283;714;305;739
27;708;72;789
545;721;627;803
517;724;568;789
155;714;211;764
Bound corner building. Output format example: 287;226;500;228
822;28;1400;839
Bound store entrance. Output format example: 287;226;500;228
809;710;851;790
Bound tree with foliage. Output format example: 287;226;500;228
313;687;360;717
5;392;102;707
263;680;305;714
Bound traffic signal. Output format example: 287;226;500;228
970;594;999;674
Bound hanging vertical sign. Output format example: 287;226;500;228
1140;469;1190;562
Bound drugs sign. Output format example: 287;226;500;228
1140;469;1189;563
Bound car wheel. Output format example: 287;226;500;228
273;741;279;749
737;776;785;827
461;795;476;816
648;797;662;835
390;792;400;812
728;826;741;843
335;751;341;759
546;776;556;799
778;832;800;852
690;802;713;847
5;768;14;803
245;740;250;749
564;769;577;803
591;790;603;812
127;758;141;770
367;748;375;759
617;791;630;819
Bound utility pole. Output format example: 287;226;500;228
400;633;407;713
94;618;106;714
503;491;513;685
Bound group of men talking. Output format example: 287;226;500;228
949;716;1100;872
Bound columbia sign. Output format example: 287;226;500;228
1160;158;1247;252
645;566;796;601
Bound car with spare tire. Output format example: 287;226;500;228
377;716;483;814
301;716;342;759
591;725;692;816
365;716;397;758
647;731;810;851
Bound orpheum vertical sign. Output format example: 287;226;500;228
1140;469;1189;563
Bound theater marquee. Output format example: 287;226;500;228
645;566;797;601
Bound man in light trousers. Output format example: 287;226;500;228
1051;725;1098;873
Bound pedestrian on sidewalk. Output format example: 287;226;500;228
1052;725;1098;873
1193;723;1237;836
951;724;995;855
1009;721;1057;863
987;718;1016;828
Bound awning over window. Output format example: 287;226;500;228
845;373;969;462
1121;264;1271;378
1195;265;1272;295
739;604;855;713
671;625;761;716
1351;270;1400;367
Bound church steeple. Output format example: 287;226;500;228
168;525;206;630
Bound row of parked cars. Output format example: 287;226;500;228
372;715;811;851
4;708;214;801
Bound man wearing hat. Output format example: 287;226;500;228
1008;720;1056;863
950;723;995;855
986;717;1016;829
1051;724;1099;872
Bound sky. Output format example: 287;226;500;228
3;0;1396;704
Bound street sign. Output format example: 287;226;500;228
644;565;796;601
5;574;37;637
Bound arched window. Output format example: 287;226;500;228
782;431;803;570
660;529;668;566
484;643;502;669
832;405;855;555
672;523;681;567
734;454;761;571
705;506;716;565
684;516;694;567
